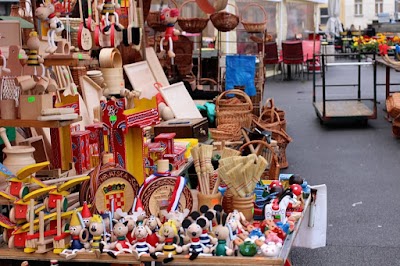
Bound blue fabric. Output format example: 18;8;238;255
225;55;257;96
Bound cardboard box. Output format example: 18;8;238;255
20;94;53;120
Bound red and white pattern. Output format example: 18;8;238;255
105;192;125;211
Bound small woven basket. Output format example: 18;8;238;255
241;3;267;33
239;140;280;180
178;0;209;33
210;3;239;32
216;89;253;128
386;93;400;119
209;123;242;141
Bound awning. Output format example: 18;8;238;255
0;16;34;28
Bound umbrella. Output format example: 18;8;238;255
325;0;343;38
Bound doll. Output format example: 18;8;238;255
159;8;180;58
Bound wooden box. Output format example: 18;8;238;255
154;118;209;143
19;94;53;120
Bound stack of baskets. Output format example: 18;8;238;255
252;98;292;169
178;0;209;33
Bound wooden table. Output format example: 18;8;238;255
0;196;311;265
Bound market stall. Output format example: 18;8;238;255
0;0;326;265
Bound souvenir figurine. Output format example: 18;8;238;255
151;220;182;263
159;7;180;58
144;215;162;247
80;202;92;228
195;206;218;247
101;219;133;258
59;210;89;259
264;190;297;225
211;210;234;256
35;1;65;53
25;31;45;77
88;214;104;257
260;242;283;257
160;209;190;245
131;197;147;225
131;223;155;257
181;218;212;260
97;0;123;34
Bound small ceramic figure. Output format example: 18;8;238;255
59;210;89;259
181;218;212;260
131;224;155;257
151;220;182;263
35;1;65;53
260;242;283;257
264;190;297;224
159;8;180;58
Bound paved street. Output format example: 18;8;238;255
265;59;400;265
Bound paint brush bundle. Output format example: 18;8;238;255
191;144;215;194
217;154;267;197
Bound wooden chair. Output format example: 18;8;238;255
281;40;305;80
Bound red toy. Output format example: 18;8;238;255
159;8;180;58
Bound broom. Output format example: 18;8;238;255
191;145;206;193
253;156;268;183
218;164;239;197
221;147;241;159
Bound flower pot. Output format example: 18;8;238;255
231;195;254;222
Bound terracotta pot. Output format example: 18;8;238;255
231;195;254;222
197;192;222;211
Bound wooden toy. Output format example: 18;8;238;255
130;223;155;257
97;0;124;47
35;1;65;54
155;133;176;154
260;242;282;257
71;130;91;174
131;197;147;225
211;209;234;256
159;8;180;58
88;214;104;256
77;0;93;51
101;219;133;258
80;202;92;229
122;0;141;49
197;206;217;247
59;209;88;259
144;215;162;247
263;190;298;225
25;31;45;77
151;219;182;263
0;50;11;74
181;218;212;260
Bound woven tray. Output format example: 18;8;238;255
178;0;209;33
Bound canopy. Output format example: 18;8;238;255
325;0;343;37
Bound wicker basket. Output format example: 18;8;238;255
262;98;285;120
241;3;267;33
239;140;280;180
216;89;253;128
386;93;400;119
253;108;285;132
210;3;239;32
209;123;242;141
147;0;178;32
217;89;252;112
178;0;209;33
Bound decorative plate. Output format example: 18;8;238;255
139;176;193;217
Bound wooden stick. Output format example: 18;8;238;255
212;175;220;195
241;129;255;154
41;174;89;185
67;201;80;211
39;211;45;244
56;199;61;236
29;199;35;235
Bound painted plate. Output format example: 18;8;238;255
139;176;193;217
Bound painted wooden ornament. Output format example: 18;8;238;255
139;176;193;217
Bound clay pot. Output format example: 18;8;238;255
2;146;36;175
231;195;254;222
239;240;258;257
197;192;222;211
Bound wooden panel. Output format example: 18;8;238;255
314;101;374;118
0;117;82;128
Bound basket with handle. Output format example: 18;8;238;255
216;89;253;128
240;3;267;33
210;3;239;32
216;89;252;112
239;140;280;180
209;123;242;141
262;98;285;120
147;0;178;32
386;93;400;119
178;0;209;33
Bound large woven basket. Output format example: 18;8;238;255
241;3;267;33
216;89;253;128
210;3;239;32
217;89;252;112
209;123;242;141
239;140;280;180
386;93;400;119
178;0;209;33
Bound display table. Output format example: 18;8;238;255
0;196;311;265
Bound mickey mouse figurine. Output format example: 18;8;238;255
182;217;212;260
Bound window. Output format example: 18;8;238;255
355;0;363;16
375;0;383;14
320;7;329;25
